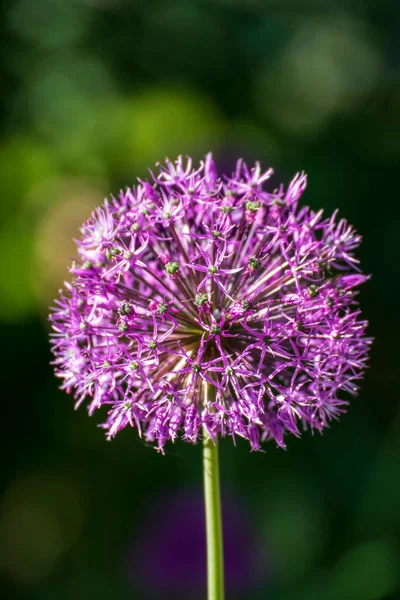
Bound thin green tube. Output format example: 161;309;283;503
203;432;225;600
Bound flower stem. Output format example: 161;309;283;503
203;431;225;600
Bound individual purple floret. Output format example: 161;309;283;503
49;154;371;452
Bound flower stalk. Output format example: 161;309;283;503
203;432;224;600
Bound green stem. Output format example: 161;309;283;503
203;430;225;600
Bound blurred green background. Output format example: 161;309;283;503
1;1;399;599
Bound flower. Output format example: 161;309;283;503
50;154;371;452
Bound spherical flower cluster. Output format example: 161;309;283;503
50;154;371;452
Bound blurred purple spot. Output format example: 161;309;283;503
123;489;269;598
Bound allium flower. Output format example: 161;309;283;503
50;154;371;452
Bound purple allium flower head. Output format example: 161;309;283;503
50;154;371;452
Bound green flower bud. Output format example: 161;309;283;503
248;257;260;270
195;293;209;306
308;284;318;298
165;261;179;275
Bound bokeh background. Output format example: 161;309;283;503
1;1;399;599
